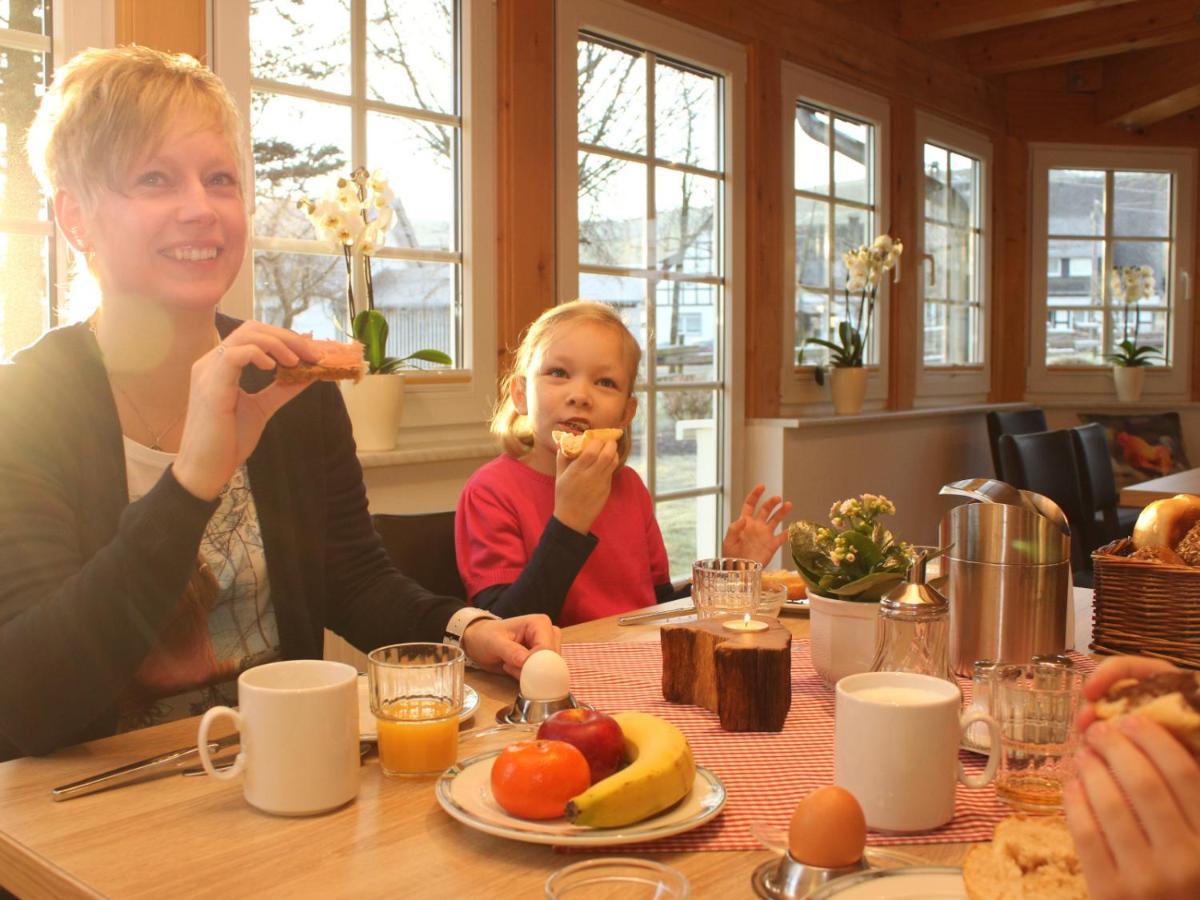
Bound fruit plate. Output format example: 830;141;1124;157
357;675;479;740
435;750;726;846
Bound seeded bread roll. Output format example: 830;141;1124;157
1132;494;1200;552
963;815;1087;900
1093;671;1200;756
551;428;623;460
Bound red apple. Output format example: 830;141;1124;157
536;709;625;783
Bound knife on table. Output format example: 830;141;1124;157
50;732;240;801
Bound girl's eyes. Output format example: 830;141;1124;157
597;377;619;389
135;171;167;187
546;367;569;378
208;171;240;189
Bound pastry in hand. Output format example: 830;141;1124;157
1093;670;1200;756
551;427;623;459
275;339;366;384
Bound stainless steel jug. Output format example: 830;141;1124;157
938;479;1072;676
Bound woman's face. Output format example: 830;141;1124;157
75;115;247;312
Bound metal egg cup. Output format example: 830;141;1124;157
496;691;590;726
751;853;868;899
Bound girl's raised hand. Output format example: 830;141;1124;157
552;435;620;536
722;484;792;566
173;321;321;501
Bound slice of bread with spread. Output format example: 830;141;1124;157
551;428;623;459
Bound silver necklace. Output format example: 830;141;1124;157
88;315;187;452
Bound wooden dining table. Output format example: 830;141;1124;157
1118;466;1200;507
0;595;1095;899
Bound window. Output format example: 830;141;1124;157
781;64;889;409
214;0;496;427
557;1;745;578
1029;145;1195;398
0;1;53;362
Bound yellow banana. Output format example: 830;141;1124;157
564;712;695;827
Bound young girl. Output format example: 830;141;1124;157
456;301;791;626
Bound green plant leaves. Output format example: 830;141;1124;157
352;309;389;372
1109;339;1161;367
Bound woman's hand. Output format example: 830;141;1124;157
721;484;792;565
173;321;320;501
553;436;620;536
460;614;561;680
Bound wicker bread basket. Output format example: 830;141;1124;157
1091;539;1200;669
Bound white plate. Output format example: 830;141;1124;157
808;866;966;899
435;750;726;846
357;675;479;740
781;597;810;615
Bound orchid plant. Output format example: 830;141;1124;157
1108;265;1161;368
788;493;914;601
299;167;452;374
804;235;903;384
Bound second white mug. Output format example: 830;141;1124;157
833;671;1000;832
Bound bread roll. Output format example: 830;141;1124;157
1094;671;1200;756
963;815;1086;900
1131;493;1200;551
551;428;623;459
762;570;806;600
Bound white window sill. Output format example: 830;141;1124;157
357;426;499;469
750;401;1029;430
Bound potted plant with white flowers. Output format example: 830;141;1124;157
789;494;913;686
299;167;452;451
1108;264;1160;403
803;234;902;415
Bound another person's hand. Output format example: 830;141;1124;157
174;321;320;500
721;484;792;566
1075;655;1177;731
553;436;620;536
460;614;561;680
1063;656;1200;900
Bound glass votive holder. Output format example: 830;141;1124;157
692;557;761;619
367;643;464;777
545;858;690;899
756;582;787;618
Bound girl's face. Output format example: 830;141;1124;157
59;113;247;313
513;320;638;470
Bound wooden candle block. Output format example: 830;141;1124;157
660;616;792;732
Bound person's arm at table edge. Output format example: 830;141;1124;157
470;516;596;620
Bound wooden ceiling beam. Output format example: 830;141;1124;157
1097;39;1200;128
900;0;1136;43
952;0;1200;74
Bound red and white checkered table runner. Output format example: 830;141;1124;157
560;640;1096;852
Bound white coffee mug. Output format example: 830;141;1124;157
197;659;360;816
833;671;1000;832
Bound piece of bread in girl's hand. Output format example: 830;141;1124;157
275;339;366;385
1093;670;1200;756
551;428;624;459
962;815;1086;900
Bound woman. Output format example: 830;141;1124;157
0;46;556;761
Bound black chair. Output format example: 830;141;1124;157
371;511;466;600
986;408;1048;483
998;429;1093;586
1071;423;1139;548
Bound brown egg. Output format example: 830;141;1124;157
787;786;867;868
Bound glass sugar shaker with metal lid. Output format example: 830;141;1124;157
869;548;956;683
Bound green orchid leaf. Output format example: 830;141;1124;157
352;309;389;372
400;348;454;366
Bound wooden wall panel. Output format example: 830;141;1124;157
991;136;1029;402
116;0;206;61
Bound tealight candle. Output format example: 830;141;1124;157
722;613;768;633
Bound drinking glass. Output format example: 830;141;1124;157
992;661;1083;811
545;859;690;899
367;643;464;777
756;582;787;617
692;557;761;618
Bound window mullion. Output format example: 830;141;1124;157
644;50;658;501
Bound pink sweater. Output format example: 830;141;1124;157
455;455;670;625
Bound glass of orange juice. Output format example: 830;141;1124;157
367;643;464;777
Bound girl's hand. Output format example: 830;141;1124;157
460;614;561;680
173;321;320;501
1064;712;1200;900
1075;655;1177;731
722;484;792;566
552;436;619;535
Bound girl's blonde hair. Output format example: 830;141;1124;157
26;45;246;213
492;300;641;463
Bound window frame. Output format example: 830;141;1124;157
211;0;497;434
781;62;890;412
914;111;992;404
554;0;747;570
1027;143;1196;401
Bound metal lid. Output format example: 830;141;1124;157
938;479;1071;565
880;550;948;613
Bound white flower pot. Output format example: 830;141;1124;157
830;367;868;415
808;591;880;687
339;373;404;452
1112;365;1145;403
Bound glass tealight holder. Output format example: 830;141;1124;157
756;583;787;618
545;858;689;899
693;557;761;619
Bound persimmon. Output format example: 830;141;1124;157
489;740;591;820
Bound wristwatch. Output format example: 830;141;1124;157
443;607;498;667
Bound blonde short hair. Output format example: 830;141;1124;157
27;45;246;212
492;301;642;463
